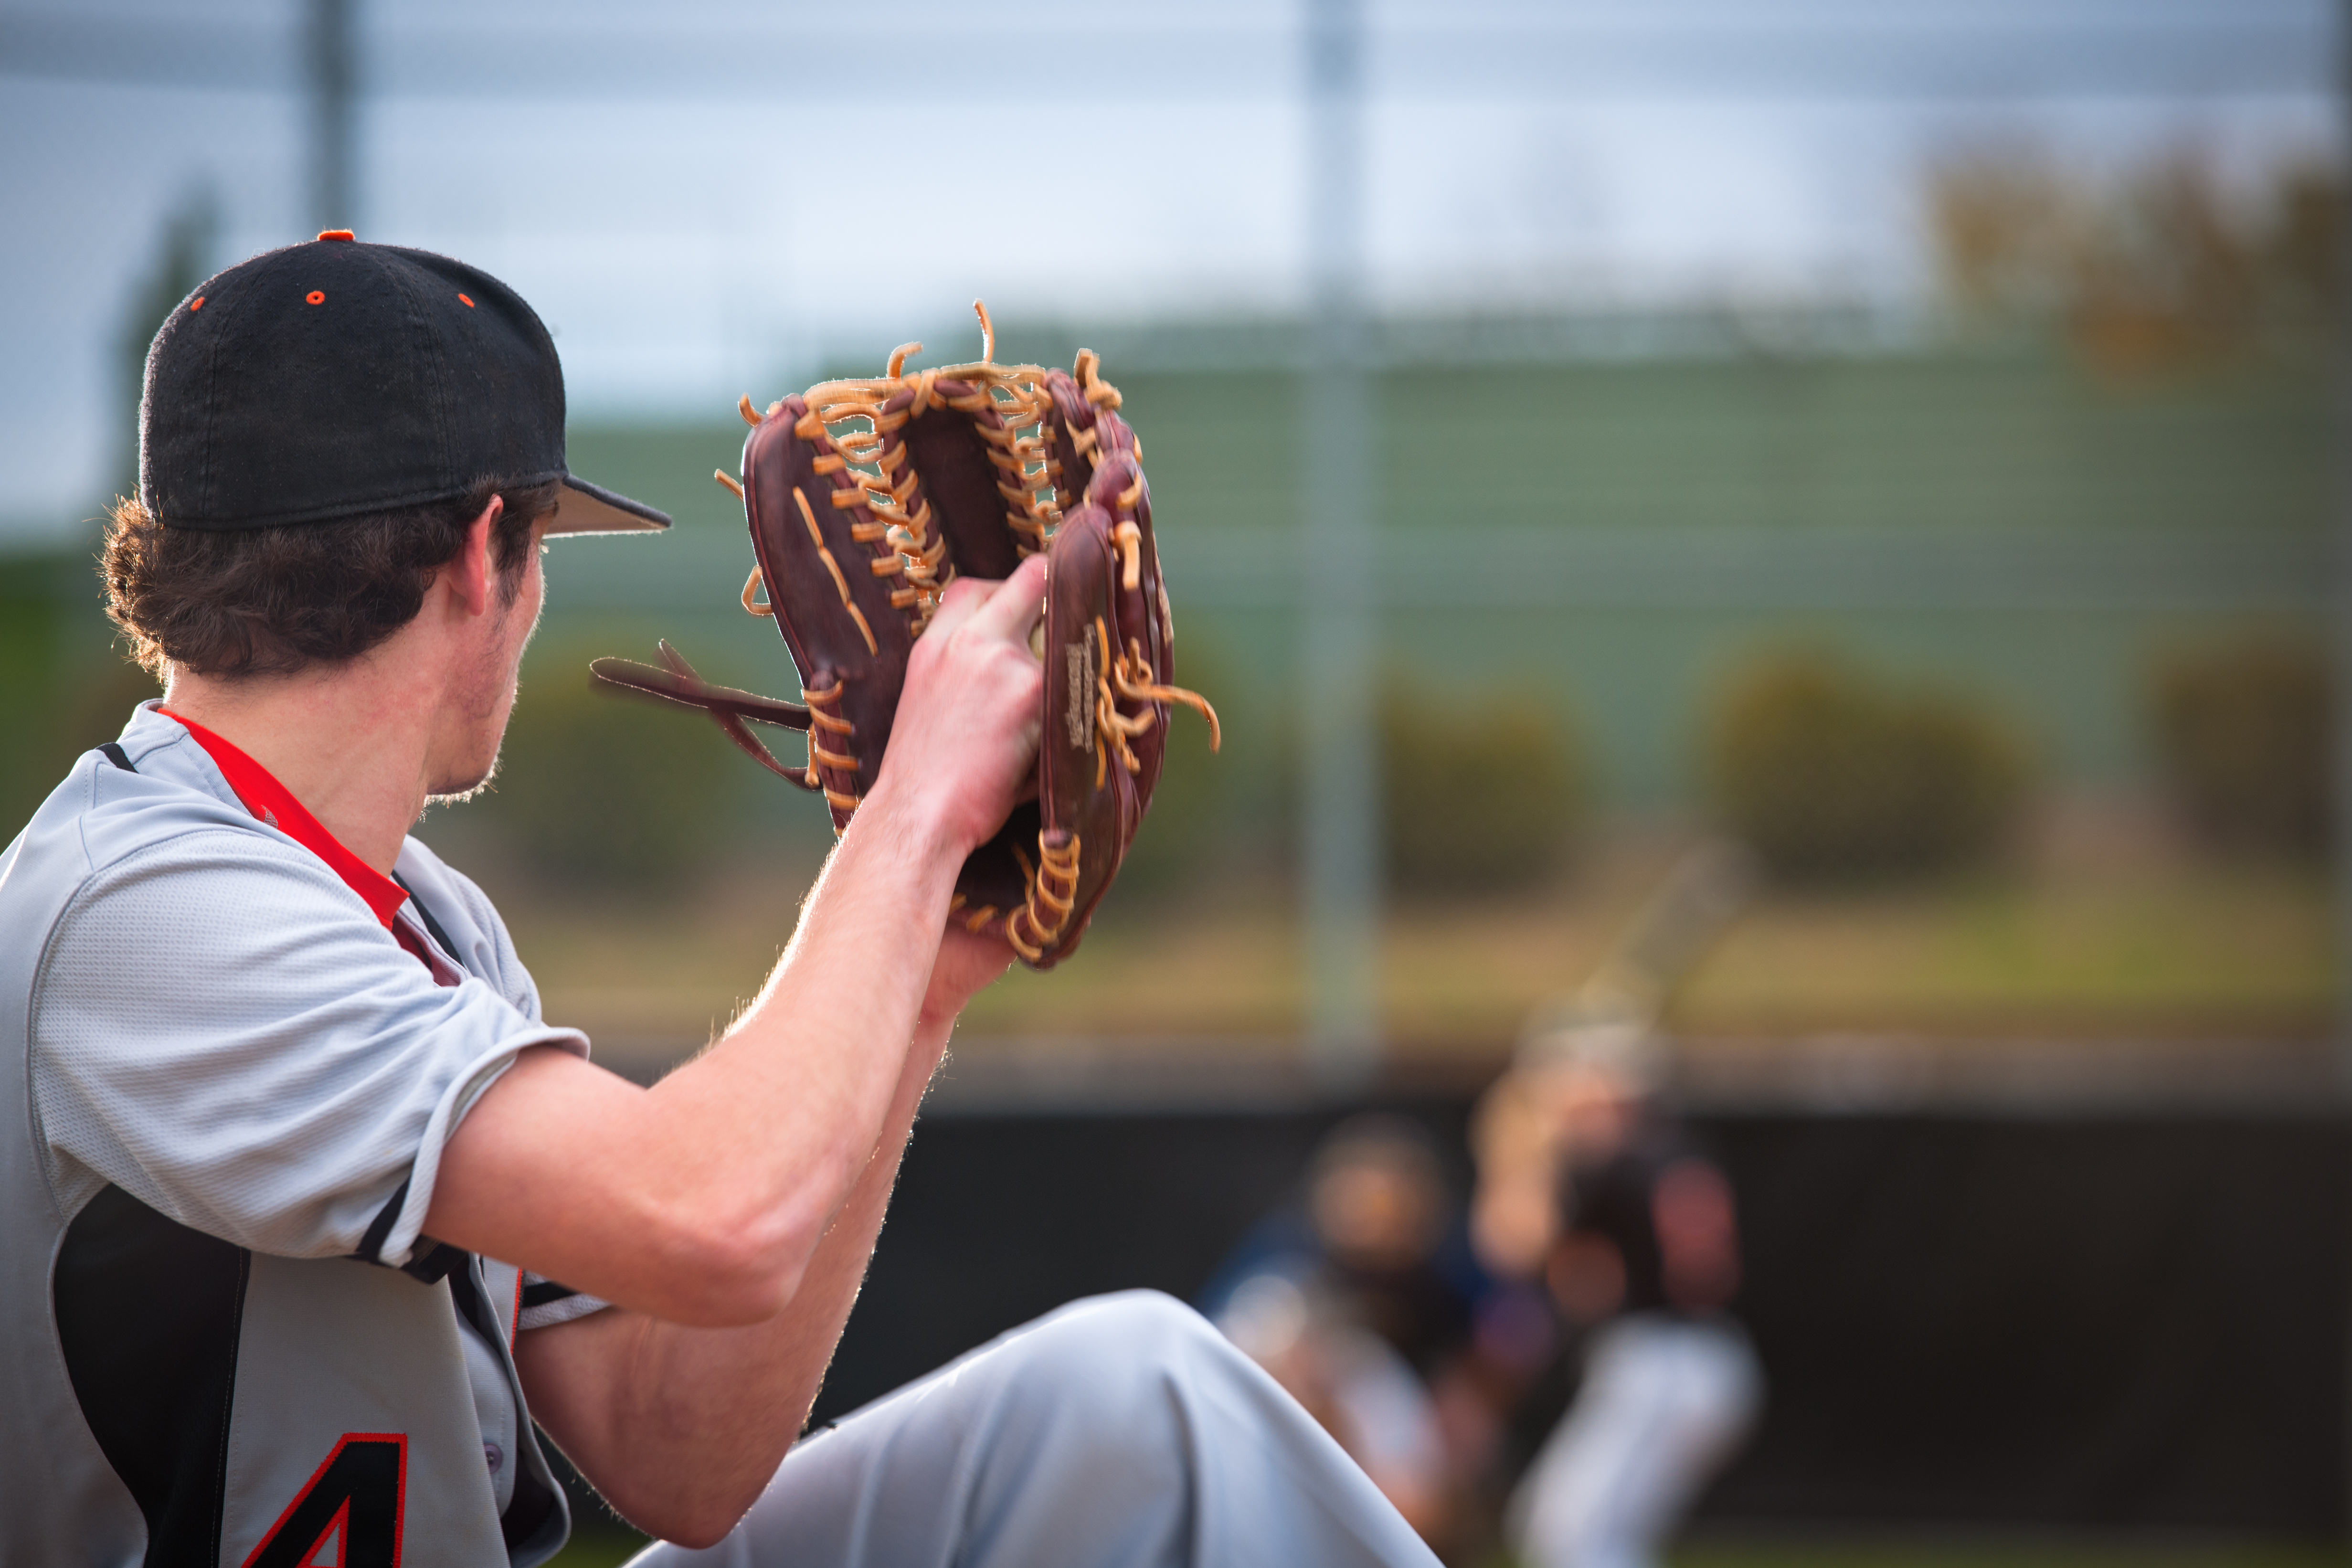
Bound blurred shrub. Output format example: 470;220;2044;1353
62;652;164;752
1706;650;2031;884
470;663;736;890
0;572;69;836
2149;632;2330;858
1381;682;1584;893
29;649;165;825
0;581;159;835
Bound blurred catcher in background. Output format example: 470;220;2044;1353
1473;843;1764;1568
1202;1116;1497;1547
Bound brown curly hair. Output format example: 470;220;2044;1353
102;477;559;679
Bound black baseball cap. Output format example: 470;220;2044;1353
139;231;669;537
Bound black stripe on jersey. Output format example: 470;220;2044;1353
98;742;136;772
401;1240;467;1284
54;1184;250;1568
446;1261;561;1550
388;871;464;972
520;1279;581;1309
354;1176;409;1265
350;1176;466;1283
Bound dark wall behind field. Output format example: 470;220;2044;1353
818;1103;2352;1538
1702;1115;2350;1535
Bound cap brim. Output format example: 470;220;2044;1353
547;475;671;536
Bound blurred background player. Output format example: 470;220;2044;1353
1472;844;1764;1568
1202;1115;1504;1549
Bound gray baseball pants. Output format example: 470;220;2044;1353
1508;1315;1762;1568
629;1290;1440;1568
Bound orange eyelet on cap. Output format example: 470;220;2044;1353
190;297;205;312
306;291;325;305
457;293;475;308
317;229;355;242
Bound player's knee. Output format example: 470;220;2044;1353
1000;1290;1229;1428
1032;1289;1218;1373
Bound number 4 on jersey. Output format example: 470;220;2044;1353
241;1433;406;1568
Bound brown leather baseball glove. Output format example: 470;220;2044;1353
592;305;1217;969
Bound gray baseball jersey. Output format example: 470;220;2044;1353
2;704;604;1566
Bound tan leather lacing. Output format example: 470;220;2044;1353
1113;636;1221;752
949;891;1003;934
1112;521;1143;591
735;388;943;640
791;486;879;657
792;302;1072;573
1089;617;1221;790
1074;348;1122;410
799;677;861;811
1006;832;1083;962
730;306;1123;657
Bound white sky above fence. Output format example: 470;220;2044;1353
0;0;2334;541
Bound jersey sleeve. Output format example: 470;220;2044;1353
517;1272;612;1332
29;829;588;1268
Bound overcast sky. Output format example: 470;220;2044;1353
0;0;2335;542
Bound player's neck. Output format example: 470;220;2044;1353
161;595;504;877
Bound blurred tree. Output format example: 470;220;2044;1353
58;655;164;759
1930;144;2079;325
2149;631;2330;859
2263;161;2343;322
1380;680;1584;894
2069;153;2253;373
1926;143;2339;375
116;187;221;499
1706;650;2031;885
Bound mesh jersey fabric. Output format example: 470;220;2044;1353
0;702;602;1564
28;705;589;1270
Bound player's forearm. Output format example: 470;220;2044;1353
428;785;964;1325
522;1011;951;1546
645;785;959;1257
432;567;1041;1324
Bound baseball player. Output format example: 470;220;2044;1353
1202;1117;1483;1541
0;235;1438;1568
1483;1026;1760;1568
1472;848;1766;1568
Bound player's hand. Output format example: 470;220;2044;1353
866;555;1048;861
920;922;1018;1028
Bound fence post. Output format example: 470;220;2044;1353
1300;0;1381;1085
307;0;358;233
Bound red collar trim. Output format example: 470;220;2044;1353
158;708;411;930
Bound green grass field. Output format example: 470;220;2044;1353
540;1522;2352;1568
1671;1546;2352;1568
465;820;2330;1083
544;1525;646;1568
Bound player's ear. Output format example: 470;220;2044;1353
446;496;505;618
